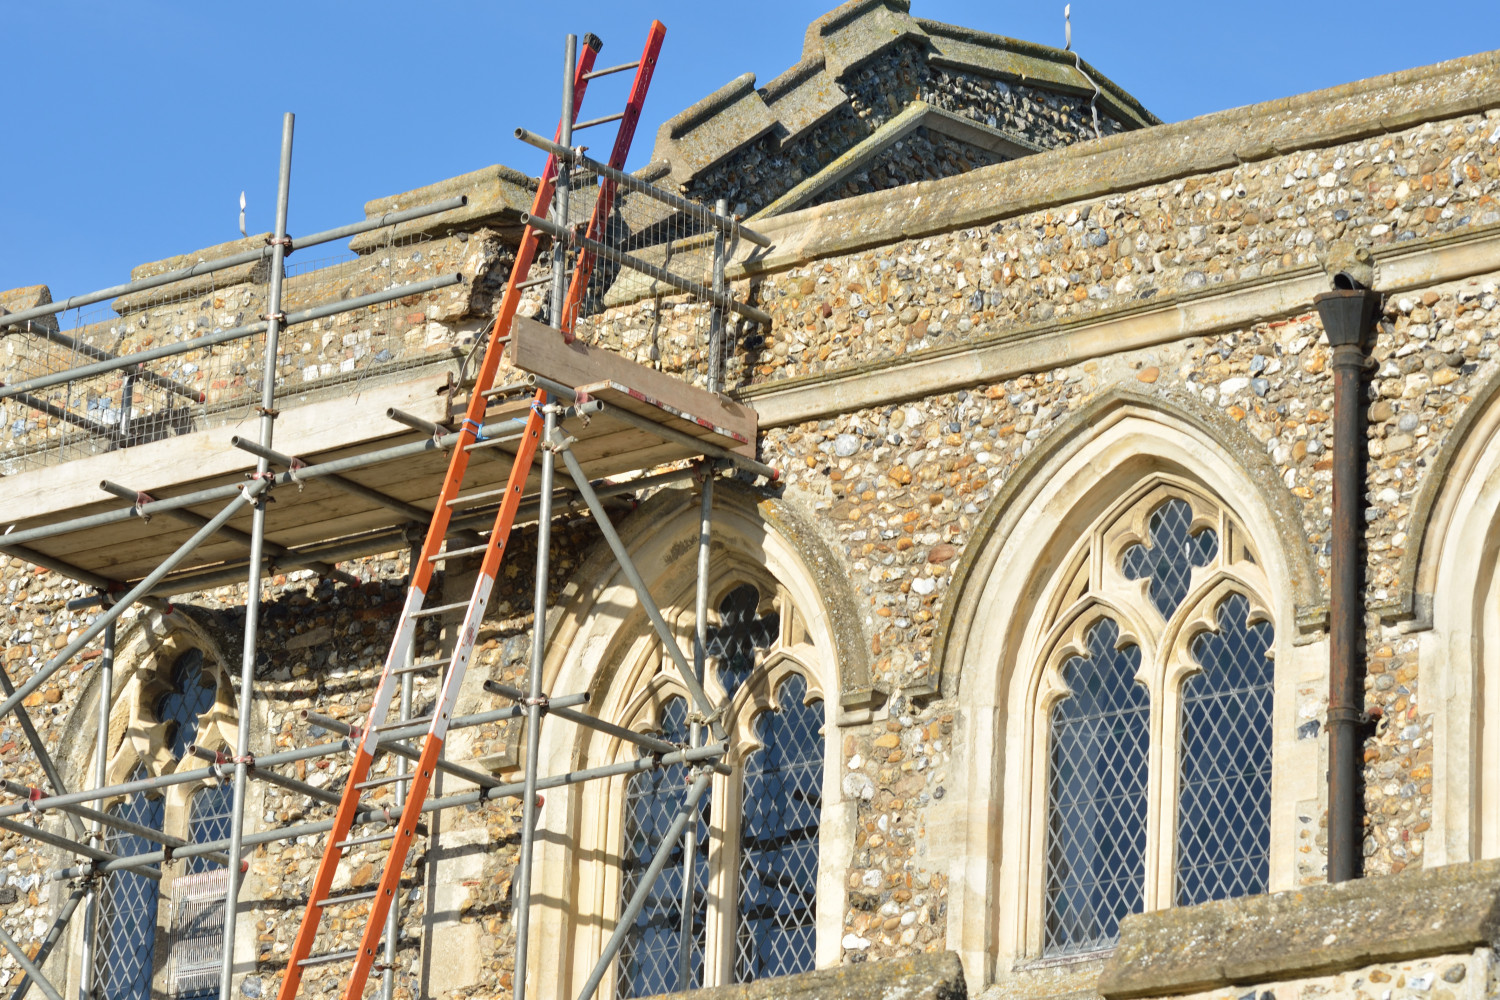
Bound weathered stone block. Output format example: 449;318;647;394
1098;860;1500;998
639;952;965;1000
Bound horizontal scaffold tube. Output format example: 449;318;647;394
0;481;267;721
514;128;772;248
56;742;728;877
0;196;467;331
146;464;705;596
1;698;553;823
520;212;773;325
0;272;462;402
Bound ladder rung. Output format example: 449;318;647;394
482;380;535;399
427;543;490;563
574;111;625;130
412;600;470;619
336;831;396;850
464;432;524;453
317;889;379;907
354;773;412;790
582;60;640;80
447;486;510;508
299;949;359;968
392;658;448;675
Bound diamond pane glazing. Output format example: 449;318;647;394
617;697;710;999
708;585;779;699
1176;593;1273;906
156;648;214;761
1122;499;1219;619
735;674;823;983
1044;619;1148;957
185;782;233;876
94;769;164;1000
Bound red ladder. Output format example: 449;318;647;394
275;22;665;1000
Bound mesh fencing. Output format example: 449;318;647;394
0;231;444;476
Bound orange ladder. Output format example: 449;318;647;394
275;22;665;1000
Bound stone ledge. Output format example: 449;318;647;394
1097;860;1500;999
638;952;965;1000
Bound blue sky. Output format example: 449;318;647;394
3;1;1495;306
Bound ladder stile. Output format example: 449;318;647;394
276;24;667;1000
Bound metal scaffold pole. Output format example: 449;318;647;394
219;111;296;1000
678;465;713;987
512;34;576;1000
77;616;113;1000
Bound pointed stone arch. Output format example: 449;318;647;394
517;479;866;999
1391;366;1500;864
931;385;1322;701
924;385;1325;986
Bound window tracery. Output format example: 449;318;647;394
1032;485;1274;958
616;582;825;998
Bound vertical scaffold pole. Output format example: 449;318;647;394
678;468;713;988
79;616;115;999
513;35;575;1000
708;199;729;395
219;111;295;1000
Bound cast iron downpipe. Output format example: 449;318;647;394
1315;275;1382;883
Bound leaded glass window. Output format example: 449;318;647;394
93;641;232;1000
617;697;709;999
735;674;823;982
1176;594;1274;906
617;581;824;997
95;769;164;1000
1044;620;1148;957
1033;488;1277;958
157;648;214;761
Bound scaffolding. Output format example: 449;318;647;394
0;23;776;1000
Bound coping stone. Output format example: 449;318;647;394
1097;859;1500;998
116;232;274;314
351;163;536;250
802;0;929;79
653;72;779;186
760;57;851;148
636;952;966;1000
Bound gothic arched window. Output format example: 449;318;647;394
89;638;234;1000
1035;488;1275;958
617;583;825;998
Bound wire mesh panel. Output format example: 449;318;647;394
1044;618;1148;957
734;674;823;983
1122;499;1219;619
94;769;165;1000
0;232;441;475
708;584;780;700
541;170;744;392
1175;593;1274;906
616;697;709;999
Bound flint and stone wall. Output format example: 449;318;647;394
3;18;1500;1000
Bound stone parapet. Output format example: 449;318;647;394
1099;860;1500;998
